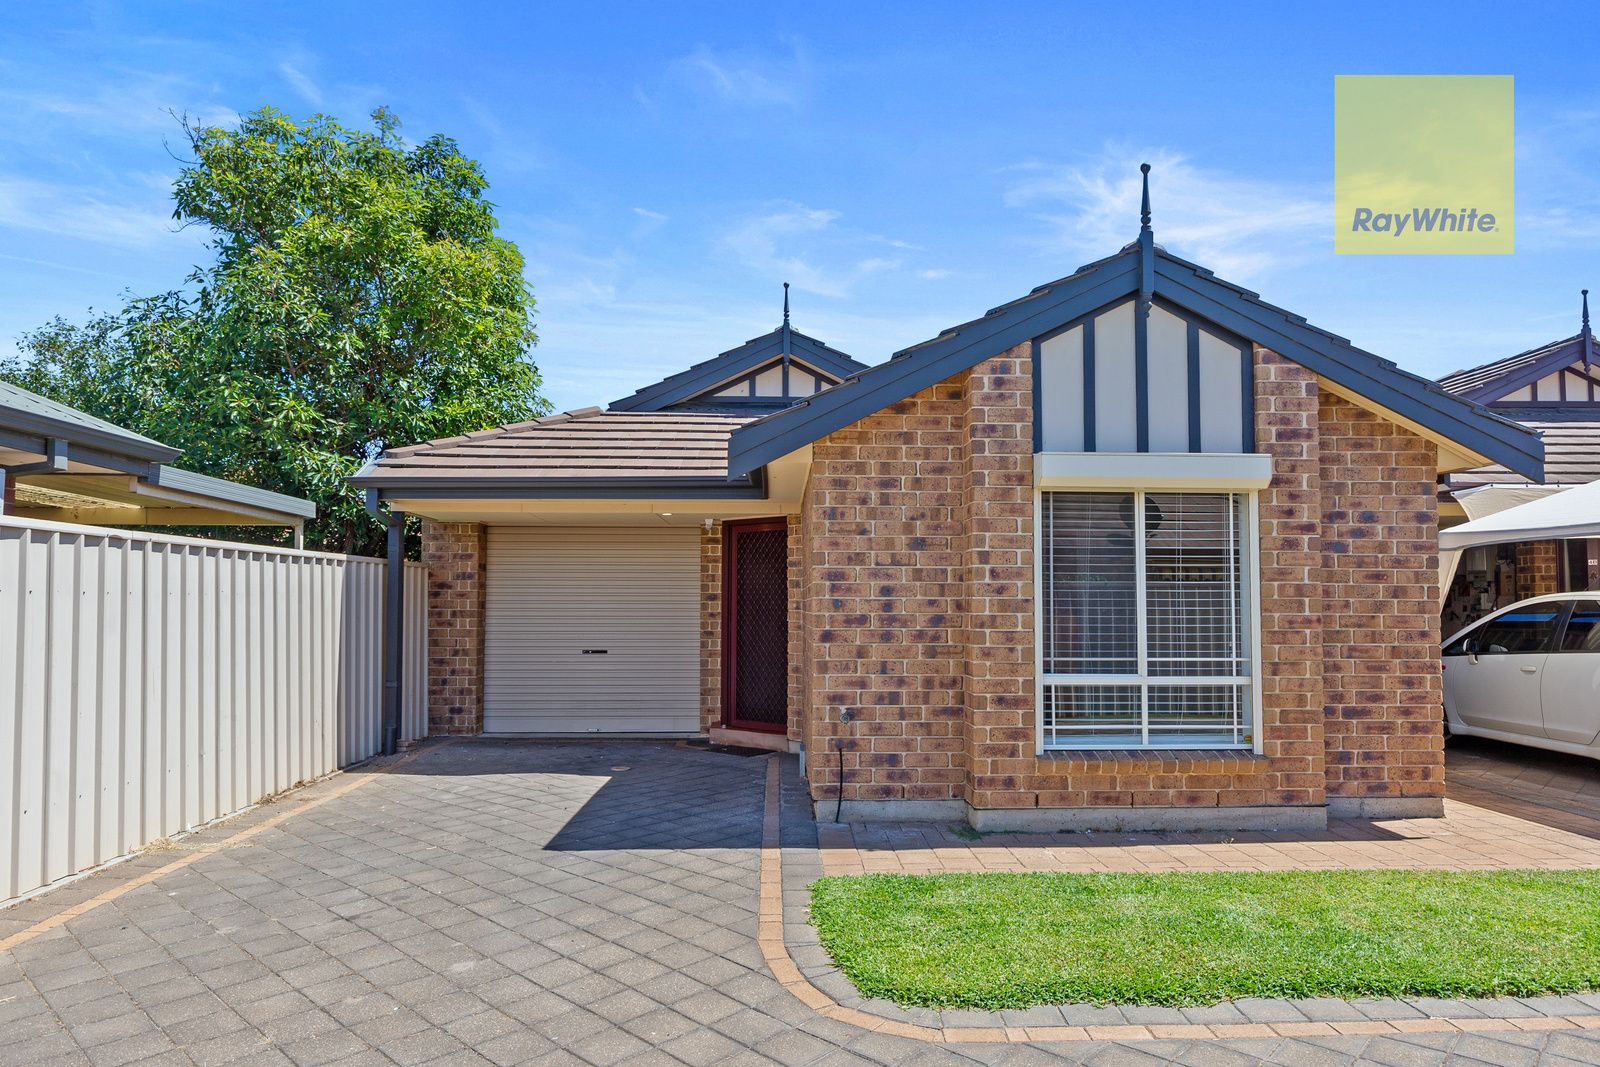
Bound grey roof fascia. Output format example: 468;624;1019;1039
608;327;867;412
148;465;317;519
0;423;158;478
726;253;1142;476
1150;256;1543;480
0;384;180;463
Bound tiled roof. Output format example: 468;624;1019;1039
1437;335;1591;398
608;325;867;413
357;408;758;490
1445;416;1600;488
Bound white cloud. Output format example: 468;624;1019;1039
0;66;238;140
716;203;905;299
668;41;810;109
631;207;668;237
0;176;191;250
278;60;325;108
1003;147;1327;279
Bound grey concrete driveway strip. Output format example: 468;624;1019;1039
0;739;1597;1066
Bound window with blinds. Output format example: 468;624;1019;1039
1040;490;1253;748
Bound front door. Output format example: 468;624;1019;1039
723;519;790;734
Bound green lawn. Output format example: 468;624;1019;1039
808;870;1600;1008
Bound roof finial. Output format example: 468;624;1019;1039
1139;162;1152;234
782;282;791;327
1584;289;1595;368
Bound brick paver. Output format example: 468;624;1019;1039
821;735;1600;877
1;737;1596;1065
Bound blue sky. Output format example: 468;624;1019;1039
1;2;1596;413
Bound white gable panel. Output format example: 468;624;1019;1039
1530;371;1563;402
1039;325;1085;451
1147;306;1190;452
1503;385;1533;402
1198;331;1245;452
1094;301;1138;451
753;364;785;395
714;380;751;397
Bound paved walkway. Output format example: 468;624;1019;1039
0;738;1598;1065
822;739;1600;876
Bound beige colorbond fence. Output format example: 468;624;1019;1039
0;516;427;902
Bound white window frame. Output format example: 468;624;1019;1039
1032;453;1268;755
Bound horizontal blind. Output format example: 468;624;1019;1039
1040;492;1137;674
1041;490;1252;749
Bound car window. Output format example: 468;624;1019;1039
1475;608;1562;654
1560;601;1600;653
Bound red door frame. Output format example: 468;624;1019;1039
721;518;789;734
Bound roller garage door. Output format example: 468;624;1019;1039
484;526;700;733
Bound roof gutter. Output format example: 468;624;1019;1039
0;409;180;464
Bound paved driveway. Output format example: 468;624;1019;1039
3;739;1599;1066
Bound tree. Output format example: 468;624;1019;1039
1;107;546;555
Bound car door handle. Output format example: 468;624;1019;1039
1520;665;1538;673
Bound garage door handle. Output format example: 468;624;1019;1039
581;649;609;655
1520;664;1538;673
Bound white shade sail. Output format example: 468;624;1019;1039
1452;483;1568;521
1441;479;1600;551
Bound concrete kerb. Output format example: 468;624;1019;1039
761;755;1600;1045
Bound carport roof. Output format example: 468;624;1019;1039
354;408;765;498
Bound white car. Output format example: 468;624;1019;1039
1443;593;1600;757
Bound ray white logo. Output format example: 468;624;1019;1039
1349;207;1500;236
1334;75;1513;255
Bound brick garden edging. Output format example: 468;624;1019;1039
755;756;1600;1044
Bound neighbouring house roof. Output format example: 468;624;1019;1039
1;378;315;527
724;242;1544;481
1438;333;1600;403
352;408;766;499
608;323;868;414
1443;413;1600;489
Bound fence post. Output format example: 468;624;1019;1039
381;511;405;756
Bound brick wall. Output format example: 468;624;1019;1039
793;343;1442;820
1514;540;1560;599
950;347;1326;819
699;525;722;735
1251;352;1328;807
420;520;486;735
1319;389;1444;811
961;347;1038;811
800;373;969;805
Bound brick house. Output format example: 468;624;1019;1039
1436;293;1600;632
355;198;1542;831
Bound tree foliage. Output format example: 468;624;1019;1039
2;107;546;554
